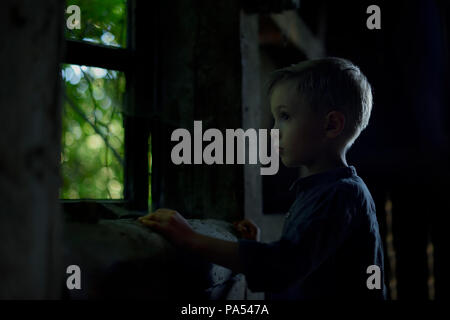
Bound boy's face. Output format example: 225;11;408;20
270;80;325;167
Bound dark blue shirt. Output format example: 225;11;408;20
238;166;387;300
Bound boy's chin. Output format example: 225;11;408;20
281;157;301;168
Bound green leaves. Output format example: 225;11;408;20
65;0;128;47
61;1;152;206
60;64;125;199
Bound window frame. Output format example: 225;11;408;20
60;0;152;212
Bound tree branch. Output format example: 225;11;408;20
63;91;124;166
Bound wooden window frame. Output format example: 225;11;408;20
60;0;155;213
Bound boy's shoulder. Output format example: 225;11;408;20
289;166;375;214
332;171;372;196
293;166;375;216
326;173;375;211
284;167;377;242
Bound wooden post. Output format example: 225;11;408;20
0;0;64;298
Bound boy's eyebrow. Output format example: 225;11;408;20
272;104;289;112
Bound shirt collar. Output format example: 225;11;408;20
289;165;357;194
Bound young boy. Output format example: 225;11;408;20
138;57;387;300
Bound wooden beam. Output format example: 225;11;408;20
63;40;133;71
270;10;325;58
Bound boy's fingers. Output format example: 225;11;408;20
233;220;259;240
241;221;254;231
141;219;162;231
140;219;154;226
139;212;159;222
237;220;249;227
138;215;150;221
241;219;255;227
233;221;241;227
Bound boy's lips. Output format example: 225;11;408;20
272;138;283;154
274;145;284;155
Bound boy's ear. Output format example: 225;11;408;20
324;111;345;138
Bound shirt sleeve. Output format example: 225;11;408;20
238;185;362;293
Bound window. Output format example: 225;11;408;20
61;0;152;211
61;64;126;199
65;0;128;47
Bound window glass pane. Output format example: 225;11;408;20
65;0;127;48
60;64;126;199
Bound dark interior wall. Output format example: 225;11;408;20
152;0;245;222
0;0;64;298
322;0;449;172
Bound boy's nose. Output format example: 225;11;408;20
271;128;280;139
272;122;278;130
270;129;281;146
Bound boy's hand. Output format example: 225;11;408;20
137;208;197;249
233;219;260;241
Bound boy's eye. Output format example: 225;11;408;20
280;112;290;120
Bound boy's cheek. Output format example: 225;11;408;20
280;155;292;167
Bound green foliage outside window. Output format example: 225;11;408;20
62;0;152;206
65;0;128;48
61;64;126;199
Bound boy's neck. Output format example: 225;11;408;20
302;154;348;178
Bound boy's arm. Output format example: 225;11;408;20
189;233;244;273
138;208;244;273
138;189;359;293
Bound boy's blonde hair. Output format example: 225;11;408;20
267;57;373;152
